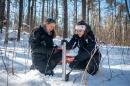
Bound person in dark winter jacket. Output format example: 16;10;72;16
29;18;62;76
66;20;101;75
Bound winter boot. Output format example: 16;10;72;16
45;70;54;76
30;64;35;70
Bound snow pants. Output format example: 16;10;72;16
32;49;62;74
69;49;101;75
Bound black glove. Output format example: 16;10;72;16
61;39;68;45
53;45;58;48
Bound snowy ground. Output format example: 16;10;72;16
0;30;130;86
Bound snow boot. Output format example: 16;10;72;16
30;64;35;70
45;70;54;76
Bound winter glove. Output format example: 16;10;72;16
61;39;68;45
53;45;58;48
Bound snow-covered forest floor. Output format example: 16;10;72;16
0;30;130;86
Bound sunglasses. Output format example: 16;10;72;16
75;29;85;33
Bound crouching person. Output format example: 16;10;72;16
65;20;101;75
29;18;62;76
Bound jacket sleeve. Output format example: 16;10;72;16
29;29;42;50
42;37;54;48
81;31;96;52
40;32;54;48
87;31;96;47
33;30;42;43
66;34;78;50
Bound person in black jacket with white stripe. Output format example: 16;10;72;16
66;20;101;75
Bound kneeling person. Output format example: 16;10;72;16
65;20;101;75
29;18;62;76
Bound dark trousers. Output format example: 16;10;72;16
47;50;62;70
32;49;62;74
69;49;101;75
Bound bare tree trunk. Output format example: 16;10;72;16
74;0;77;25
87;6;89;24
55;0;59;34
122;18;125;45
118;9;122;45
73;0;77;35
34;0;37;26
114;0;117;43
30;0;35;32
87;0;90;24
27;0;31;25
42;0;45;22
12;39;16;75
91;1;96;34
4;0;10;45
125;0;130;19
1;47;9;86
98;0;101;29
51;0;54;18
0;0;5;33
97;0;101;41
55;0;58;20
49;0;51;17
114;0;117;15
125;15;128;45
111;6;114;43
82;0;86;21
17;0;23;41
47;0;49;17
63;0;68;38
